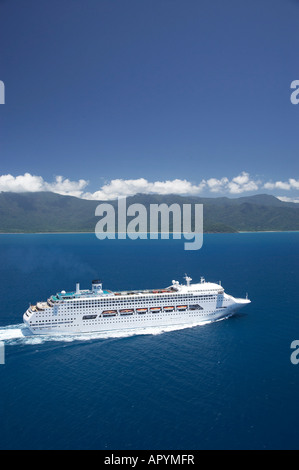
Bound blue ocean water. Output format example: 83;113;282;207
0;232;298;450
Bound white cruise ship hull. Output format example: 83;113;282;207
23;276;251;336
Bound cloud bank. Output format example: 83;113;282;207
0;172;298;201
0;173;89;198
264;179;299;191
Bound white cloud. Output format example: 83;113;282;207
277;196;299;203
0;172;298;201
227;172;260;194
83;172;261;200
206;177;229;193
47;176;89;198
289;179;299;190
0;173;45;192
0;173;89;198
264;178;299;191
203;172;260;195
83;178;207;200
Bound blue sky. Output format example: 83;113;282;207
0;0;299;200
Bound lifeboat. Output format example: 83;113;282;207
120;309;134;315
150;307;161;313
177;306;188;311
103;310;117;316
137;308;148;314
164;306;174;312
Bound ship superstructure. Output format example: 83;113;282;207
23;276;251;335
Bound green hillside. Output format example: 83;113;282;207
0;192;298;233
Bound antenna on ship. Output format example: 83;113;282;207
184;274;192;287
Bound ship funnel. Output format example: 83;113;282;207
92;280;103;295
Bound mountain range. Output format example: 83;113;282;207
0;191;298;233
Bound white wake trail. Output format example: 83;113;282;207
0;317;228;346
0;324;27;342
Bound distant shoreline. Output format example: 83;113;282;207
0;231;299;235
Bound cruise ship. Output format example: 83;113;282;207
23;276;251;335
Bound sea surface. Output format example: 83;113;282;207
0;232;298;450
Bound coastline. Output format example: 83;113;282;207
0;231;299;235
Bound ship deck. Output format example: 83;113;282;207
51;287;175;302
